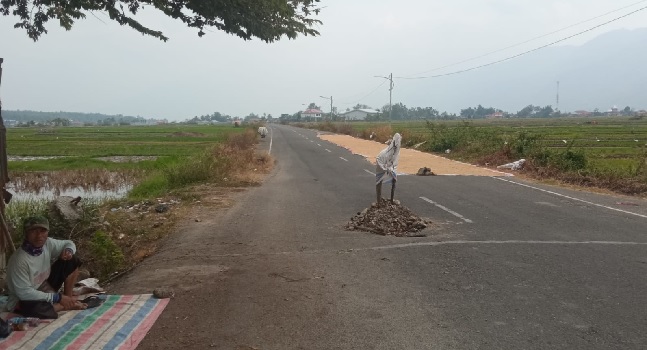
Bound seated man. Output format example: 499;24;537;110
6;216;87;319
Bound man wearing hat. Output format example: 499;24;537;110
5;216;87;319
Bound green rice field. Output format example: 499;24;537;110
357;117;647;170
310;116;647;195
5;124;246;171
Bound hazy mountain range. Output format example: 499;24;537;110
404;28;647;114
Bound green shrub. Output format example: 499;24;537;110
164;151;217;187
128;173;169;199
90;231;124;279
530;148;587;171
512;131;544;157
5;198;48;246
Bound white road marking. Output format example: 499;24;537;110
364;169;376;176
535;201;559;207
340;157;349;162
420;196;473;223
317;143;321;147
325;149;331;153
494;177;647;219
357;240;647;252
210;240;647;258
310;140;314;143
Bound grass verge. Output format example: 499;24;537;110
4;127;273;281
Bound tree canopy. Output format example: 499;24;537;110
2;0;322;42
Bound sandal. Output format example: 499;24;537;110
80;296;105;309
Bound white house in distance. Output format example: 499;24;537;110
300;108;323;119
341;109;381;121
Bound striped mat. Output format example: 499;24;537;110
0;294;169;350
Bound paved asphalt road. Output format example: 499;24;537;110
142;124;647;349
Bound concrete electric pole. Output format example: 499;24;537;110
374;73;393;122
320;95;333;120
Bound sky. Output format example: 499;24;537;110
1;0;647;121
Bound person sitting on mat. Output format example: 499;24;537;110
5;216;89;319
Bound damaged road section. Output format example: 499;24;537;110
345;199;431;237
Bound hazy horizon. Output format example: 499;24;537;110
2;0;647;120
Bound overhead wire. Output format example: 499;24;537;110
396;5;647;80
337;79;388;106
400;0;647;78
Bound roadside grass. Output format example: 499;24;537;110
4;124;271;281
301;117;647;196
128;128;266;199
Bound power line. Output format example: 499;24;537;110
338;79;387;105
401;0;647;78
397;5;647;80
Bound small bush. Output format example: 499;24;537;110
531;148;587;172
90;231;125;280
129;173;170;199
5;198;48;244
511;131;544;158
164;151;216;187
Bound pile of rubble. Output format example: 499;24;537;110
345;199;430;237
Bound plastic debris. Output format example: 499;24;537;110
497;159;526;170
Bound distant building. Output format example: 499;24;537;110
486;111;504;119
573;110;592;117
300;108;323;119
607;106;619;116
341;109;380;121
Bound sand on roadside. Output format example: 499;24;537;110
318;134;512;176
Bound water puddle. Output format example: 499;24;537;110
6;169;140;201
8;156;69;161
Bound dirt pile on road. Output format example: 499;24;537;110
345;199;430;237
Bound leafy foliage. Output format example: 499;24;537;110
460;105;496;119
90;231;125;279
517;105;555;118
2;0;322;42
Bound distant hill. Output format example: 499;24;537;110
404;28;647;114
1;110;155;124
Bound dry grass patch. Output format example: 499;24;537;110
10;169;140;194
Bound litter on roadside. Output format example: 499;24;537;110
497;159;526;170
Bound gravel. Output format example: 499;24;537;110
345;199;431;237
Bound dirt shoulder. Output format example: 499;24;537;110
318;134;512;176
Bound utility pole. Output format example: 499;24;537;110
320;95;333;121
388;73;393;122
556;81;560;112
374;73;394;122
